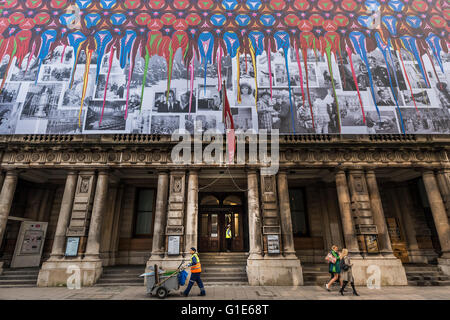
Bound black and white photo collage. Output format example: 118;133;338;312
0;45;449;135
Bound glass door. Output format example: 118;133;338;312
198;213;220;252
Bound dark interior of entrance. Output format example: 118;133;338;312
198;193;248;253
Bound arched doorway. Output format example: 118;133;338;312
198;193;248;252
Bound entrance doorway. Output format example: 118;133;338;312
198;193;248;252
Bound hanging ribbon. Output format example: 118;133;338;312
139;47;150;112
217;44;223;92
274;31;295;134
294;41;305;109
189;51;195;115
375;33;405;134
79;45;93;127
267;40;273;98
345;45;366;123
398;49;419;115
100;44;115;126
249;42;258;110
349;31;381;120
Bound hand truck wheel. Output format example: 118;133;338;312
156;286;168;299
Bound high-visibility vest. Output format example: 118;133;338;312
190;253;201;273
226;228;232;239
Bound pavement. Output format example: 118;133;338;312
0;284;449;300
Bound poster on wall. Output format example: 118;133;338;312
0;1;448;135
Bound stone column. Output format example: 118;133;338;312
436;169;450;218
85;171;109;259
277;171;296;257
366;170;395;256
0;170;18;249
50;171;78;259
150;171;169;257
422;171;450;258
395;185;427;263
335;170;360;255
184;170;199;253
247;170;262;258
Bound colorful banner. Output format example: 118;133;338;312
0;0;448;135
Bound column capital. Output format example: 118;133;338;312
365;169;376;176
4;169;19;177
66;170;78;176
97;169;110;176
422;169;436;177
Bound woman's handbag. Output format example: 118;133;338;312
340;259;349;271
325;252;337;264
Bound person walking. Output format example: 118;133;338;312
182;247;206;297
226;224;232;252
339;248;359;296
325;245;340;291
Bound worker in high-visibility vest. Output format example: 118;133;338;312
226;223;232;252
182;247;206;297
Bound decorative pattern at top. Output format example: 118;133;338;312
0;0;448;135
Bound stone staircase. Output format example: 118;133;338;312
95;265;145;287
302;264;331;286
404;264;450;286
0;267;39;288
199;252;249;286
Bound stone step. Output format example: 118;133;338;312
202;273;247;279
203;277;248;283
200;259;247;266
96;278;144;284
95;283;144;287
0;274;39;280
102;270;144;275
0;279;37;285
2;269;40;276
203;282;249;286
202;266;247;273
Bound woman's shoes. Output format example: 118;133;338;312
325;283;330;291
353;292;359;296
339;290;344;296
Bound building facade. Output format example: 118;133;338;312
0;0;449;287
0;134;449;286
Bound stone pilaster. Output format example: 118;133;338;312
247;170;302;286
277;171;296;257
259;173;281;254
66;170;97;253
184;170;199;254
247;170;262;259
38;170;109;287
422;170;450;275
158;171;186;270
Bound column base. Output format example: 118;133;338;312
37;258;103;287
407;250;430;264
350;255;408;286
247;255;303;286
146;255;186;271
438;257;450;276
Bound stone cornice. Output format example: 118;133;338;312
0;134;449;170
